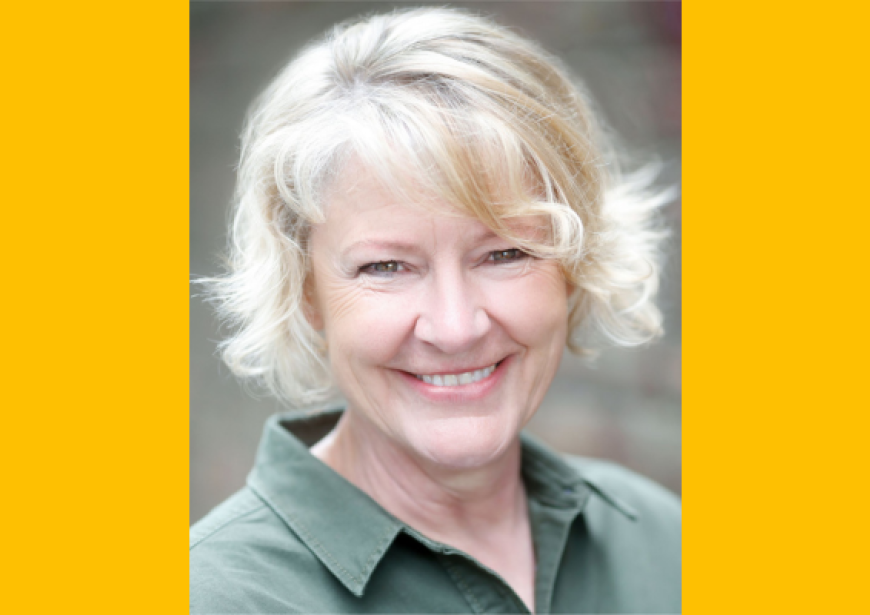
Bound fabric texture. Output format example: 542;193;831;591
190;408;681;613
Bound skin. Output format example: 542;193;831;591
307;165;570;612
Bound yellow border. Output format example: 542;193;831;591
6;0;869;612
685;1;868;612
3;1;188;611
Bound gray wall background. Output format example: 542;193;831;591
191;0;681;525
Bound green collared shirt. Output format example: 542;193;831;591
190;409;680;614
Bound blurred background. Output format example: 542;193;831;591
191;0;681;525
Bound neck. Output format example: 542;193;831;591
311;409;527;545
311;409;537;612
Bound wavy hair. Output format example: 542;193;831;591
202;7;671;407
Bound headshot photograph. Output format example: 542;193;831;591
190;2;682;613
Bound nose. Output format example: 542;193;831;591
414;268;491;354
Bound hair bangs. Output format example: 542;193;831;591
338;86;579;258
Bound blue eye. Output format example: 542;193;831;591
490;249;526;262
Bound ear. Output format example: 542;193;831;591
302;274;324;331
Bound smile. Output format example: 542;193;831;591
414;363;497;387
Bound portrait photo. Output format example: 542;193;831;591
190;2;681;612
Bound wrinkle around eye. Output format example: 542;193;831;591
478;251;547;281
356;271;412;293
316;279;369;325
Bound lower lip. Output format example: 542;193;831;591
396;357;510;403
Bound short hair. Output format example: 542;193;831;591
204;7;670;408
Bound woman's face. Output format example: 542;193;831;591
307;168;569;470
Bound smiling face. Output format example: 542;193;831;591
306;168;569;470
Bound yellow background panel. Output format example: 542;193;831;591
684;1;868;613
2;1;188;612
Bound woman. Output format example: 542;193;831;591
191;7;680;614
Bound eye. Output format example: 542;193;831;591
360;260;403;275
489;248;527;262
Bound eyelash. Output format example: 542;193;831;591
488;248;527;262
360;261;404;275
359;249;528;275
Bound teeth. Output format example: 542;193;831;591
416;364;497;387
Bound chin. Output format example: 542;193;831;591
406;414;520;470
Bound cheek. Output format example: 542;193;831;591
319;282;417;365
487;268;568;346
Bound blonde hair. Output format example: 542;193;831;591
204;7;670;408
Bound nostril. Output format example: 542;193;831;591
413;277;492;352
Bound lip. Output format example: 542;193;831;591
395;356;510;402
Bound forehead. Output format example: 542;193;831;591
315;159;543;245
314;171;477;252
323;158;451;219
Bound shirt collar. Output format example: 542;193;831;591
247;408;403;597
520;431;640;521
247;408;636;597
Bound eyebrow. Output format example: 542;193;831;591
473;227;500;242
341;239;421;258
